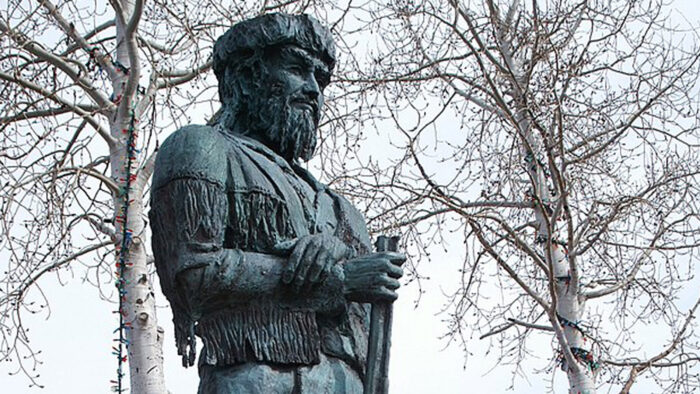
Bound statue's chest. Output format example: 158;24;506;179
222;143;338;252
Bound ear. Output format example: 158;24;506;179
219;52;268;106
239;57;271;99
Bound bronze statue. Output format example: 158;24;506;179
150;13;404;393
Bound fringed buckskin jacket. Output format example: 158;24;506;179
150;124;371;376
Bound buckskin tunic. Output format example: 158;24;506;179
149;124;371;385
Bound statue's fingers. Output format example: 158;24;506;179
371;252;406;266
307;249;330;285
382;276;401;290
321;254;336;283
385;263;403;279
357;258;394;279
272;239;297;256
362;260;390;286
293;238;322;291
331;241;351;260
283;236;311;284
372;287;398;303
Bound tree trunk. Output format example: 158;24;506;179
109;1;166;392
109;99;167;394
553;245;595;394
122;196;166;393
514;90;596;393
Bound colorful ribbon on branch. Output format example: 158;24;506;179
87;46;131;77
570;347;600;373
557;346;600;375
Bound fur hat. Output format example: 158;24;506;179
213;13;336;82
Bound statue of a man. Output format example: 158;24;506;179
150;13;404;393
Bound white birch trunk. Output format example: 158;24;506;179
512;85;596;394
527;135;596;394
552;243;595;394
120;193;167;393
108;0;167;392
480;2;598;390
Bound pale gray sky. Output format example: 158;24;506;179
2;1;699;393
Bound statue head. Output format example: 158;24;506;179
212;13;336;162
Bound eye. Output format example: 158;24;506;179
286;64;305;75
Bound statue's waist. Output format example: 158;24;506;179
196;304;369;374
197;306;321;366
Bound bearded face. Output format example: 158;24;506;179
248;82;320;162
219;45;329;162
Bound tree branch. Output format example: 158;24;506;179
156;59;213;88
0;19;116;112
0;241;112;304
615;296;700;393
42;0;119;78
468;219;550;310
0;105;98;125
0;70;115;147
507;317;554;332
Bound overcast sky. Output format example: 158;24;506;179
2;1;700;393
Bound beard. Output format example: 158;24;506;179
222;89;319;162
261;95;318;162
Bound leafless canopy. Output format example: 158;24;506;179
319;0;700;392
0;0;355;388
1;0;699;392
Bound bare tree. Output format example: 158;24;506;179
4;0;698;392
321;0;700;392
0;0;347;391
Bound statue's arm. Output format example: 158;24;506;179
152;175;347;321
149;126;311;317
151;126;402;321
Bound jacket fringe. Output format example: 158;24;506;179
150;178;227;367
197;307;321;366
227;189;295;251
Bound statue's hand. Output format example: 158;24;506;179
343;252;405;304
282;233;350;292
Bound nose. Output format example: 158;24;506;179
302;73;321;102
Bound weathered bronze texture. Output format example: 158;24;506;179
150;13;404;393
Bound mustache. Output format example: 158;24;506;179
289;95;320;121
218;91;319;161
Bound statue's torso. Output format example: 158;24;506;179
151;125;371;376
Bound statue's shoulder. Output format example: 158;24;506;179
152;124;229;190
